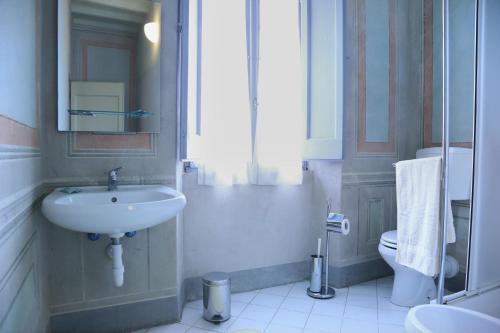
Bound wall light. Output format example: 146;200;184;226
144;22;159;43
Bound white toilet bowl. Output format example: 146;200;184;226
378;230;436;307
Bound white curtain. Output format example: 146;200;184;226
196;0;252;185
196;0;303;186
250;0;304;185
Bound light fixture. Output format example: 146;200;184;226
144;22;159;43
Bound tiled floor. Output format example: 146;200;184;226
133;276;410;333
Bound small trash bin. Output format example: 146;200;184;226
202;271;231;322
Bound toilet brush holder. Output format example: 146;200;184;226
309;255;323;293
307;229;336;299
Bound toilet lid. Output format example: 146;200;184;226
381;230;397;245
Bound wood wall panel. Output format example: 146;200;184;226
358;185;395;257
357;0;396;154
422;0;473;148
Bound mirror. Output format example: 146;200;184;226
58;0;161;133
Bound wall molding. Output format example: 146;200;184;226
341;172;397;270
342;171;396;187
0;251;38;332
44;175;176;189
0;215;45;333
0;145;41;160
66;132;157;157
0;216;36;287
0;182;46;236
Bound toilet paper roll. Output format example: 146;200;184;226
327;219;350;235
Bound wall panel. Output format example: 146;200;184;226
357;0;396;154
358;185;395;256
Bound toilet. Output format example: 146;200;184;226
379;147;472;307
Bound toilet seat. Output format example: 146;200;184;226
380;230;397;249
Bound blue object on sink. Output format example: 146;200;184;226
87;233;100;241
59;187;82;194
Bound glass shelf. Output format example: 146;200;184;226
68;109;153;118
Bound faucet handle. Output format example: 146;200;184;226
107;166;123;178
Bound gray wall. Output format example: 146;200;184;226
0;1;49;332
309;161;344;267
182;172;315;279
39;0;183;330
0;0;38;127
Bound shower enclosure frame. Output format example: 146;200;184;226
436;0;479;304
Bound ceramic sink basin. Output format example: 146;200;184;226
42;185;186;235
405;304;500;333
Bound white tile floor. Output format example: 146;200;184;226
132;276;410;333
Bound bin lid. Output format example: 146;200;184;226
202;271;230;286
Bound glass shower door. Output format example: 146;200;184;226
433;0;477;302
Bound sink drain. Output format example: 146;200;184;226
111;197;118;203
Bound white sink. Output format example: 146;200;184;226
405;304;500;333
42;185;186;235
42;185;186;287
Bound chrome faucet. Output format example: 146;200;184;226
107;167;123;191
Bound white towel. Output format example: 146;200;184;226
395;156;456;277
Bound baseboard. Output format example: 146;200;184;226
183;258;393;301
50;296;179;333
328;258;393;288
184;261;309;301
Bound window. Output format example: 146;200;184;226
179;0;343;185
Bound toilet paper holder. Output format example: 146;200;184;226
307;203;350;300
327;212;350;235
